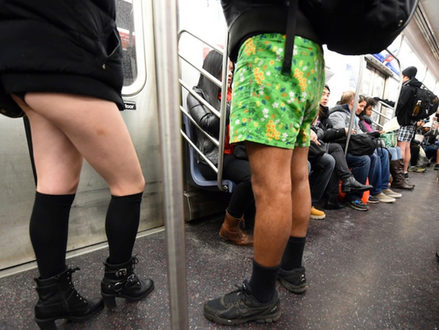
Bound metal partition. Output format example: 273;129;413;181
177;30;231;191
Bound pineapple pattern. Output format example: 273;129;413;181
230;33;325;149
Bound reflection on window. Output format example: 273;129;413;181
116;0;137;86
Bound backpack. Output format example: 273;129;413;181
409;85;439;121
299;0;419;56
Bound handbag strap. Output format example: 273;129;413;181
281;0;298;75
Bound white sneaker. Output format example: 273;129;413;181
382;188;402;198
374;192;395;203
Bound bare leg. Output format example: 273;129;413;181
397;141;411;173
246;142;293;267
17;93;145;195
290;147;311;238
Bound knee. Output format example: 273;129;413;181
251;177;291;203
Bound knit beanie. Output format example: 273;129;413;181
402;66;417;79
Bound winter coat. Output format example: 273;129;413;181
396;78;423;126
0;0;124;109
220;0;320;62
328;104;361;132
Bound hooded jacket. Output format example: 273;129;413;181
328;104;361;132
0;0;124;109
395;78;423;126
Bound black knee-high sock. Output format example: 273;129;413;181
248;260;279;303
105;192;142;264
29;192;75;279
281;236;306;270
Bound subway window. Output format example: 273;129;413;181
116;0;140;87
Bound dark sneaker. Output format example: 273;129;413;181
203;281;281;325
436;251;439;262
404;172;409;178
278;267;307;294
367;195;380;204
324;200;346;210
348;199;369;211
434;164;439;171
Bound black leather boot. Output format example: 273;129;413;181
101;256;154;308
341;175;373;193
34;267;104;329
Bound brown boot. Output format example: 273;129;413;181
219;211;253;246
390;160;414;190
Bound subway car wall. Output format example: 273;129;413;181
1;0;439;272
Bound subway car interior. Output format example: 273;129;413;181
0;0;438;328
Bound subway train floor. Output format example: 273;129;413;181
1;170;438;329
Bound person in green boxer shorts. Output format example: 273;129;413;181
203;1;325;325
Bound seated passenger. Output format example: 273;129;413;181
308;129;335;219
330;91;397;205
187;50;253;245
423;115;439;170
312;86;372;210
327;91;372;211
358;98;405;197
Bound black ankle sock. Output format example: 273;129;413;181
105;192;143;264
29;192;75;279
248;260;279;303
281;236;306;270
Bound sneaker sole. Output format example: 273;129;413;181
203;305;281;325
348;204;368;211
310;214;326;220
278;278;307;294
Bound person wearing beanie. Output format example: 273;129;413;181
402;66;417;80
395;66;422;181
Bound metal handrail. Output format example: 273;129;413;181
345;55;365;155
180;105;220;147
177;29;230;191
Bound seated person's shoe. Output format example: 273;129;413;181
367;195;379;204
278;267;307;294
434;164;439;171
325;199;346;210
436;251;439;262
341;176;373;193
373;192;395;203
347;199;369;211
404;172;409;178
382;188;401;198
310;206;326;220
203;281;281;325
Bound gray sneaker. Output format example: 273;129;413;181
278;267;307;294
203;281;281;325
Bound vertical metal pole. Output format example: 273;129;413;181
217;33;230;191
151;0;189;329
345;55;365;155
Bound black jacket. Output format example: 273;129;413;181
221;0;319;62
187;87;230;166
0;0;124;109
396;78;423;126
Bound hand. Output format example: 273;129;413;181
310;130;321;145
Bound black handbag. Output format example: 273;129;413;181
333;134;377;156
0;85;24;118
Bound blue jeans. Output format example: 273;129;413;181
309;153;335;204
369;148;390;195
388;146;402;160
346;153;371;201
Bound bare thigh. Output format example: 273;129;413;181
13;97;83;195
18;93;145;196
